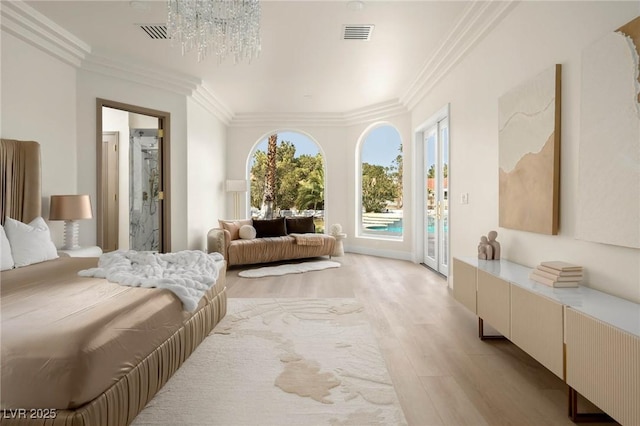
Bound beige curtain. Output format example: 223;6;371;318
0;139;41;225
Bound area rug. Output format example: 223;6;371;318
238;260;341;278
132;298;407;425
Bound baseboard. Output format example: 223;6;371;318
343;245;413;262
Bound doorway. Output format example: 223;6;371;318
96;99;171;252
101;131;119;252
420;106;450;276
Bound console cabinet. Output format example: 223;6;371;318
452;256;640;424
477;270;511;339
510;284;564;379
452;258;476;314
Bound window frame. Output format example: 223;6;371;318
356;122;404;241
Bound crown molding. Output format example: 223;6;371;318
191;84;234;125
82;53;201;96
1;1;233;124
0;0;91;67
230;99;407;128
82;55;236;124
2;0;515;128
342;99;407;126
401;0;516;110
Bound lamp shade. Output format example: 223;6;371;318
49;195;93;220
225;179;248;192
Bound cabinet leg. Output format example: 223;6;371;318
478;318;507;341
568;386;615;423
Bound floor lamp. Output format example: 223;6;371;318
225;179;248;219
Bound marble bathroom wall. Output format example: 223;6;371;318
130;129;160;251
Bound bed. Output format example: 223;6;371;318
0;139;227;425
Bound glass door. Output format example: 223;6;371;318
423;117;449;276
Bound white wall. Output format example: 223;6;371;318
0;32;77;247
411;1;640;302
226;113;413;260
186;99;227;250
102;107;130;249
76;69;190;250
2;30;229;252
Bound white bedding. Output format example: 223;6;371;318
79;250;225;311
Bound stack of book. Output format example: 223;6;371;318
529;261;583;287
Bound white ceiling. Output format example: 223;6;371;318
26;0;473;115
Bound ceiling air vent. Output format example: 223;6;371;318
139;24;167;40
343;24;374;41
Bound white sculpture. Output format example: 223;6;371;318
330;223;342;236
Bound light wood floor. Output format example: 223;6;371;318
225;253;613;426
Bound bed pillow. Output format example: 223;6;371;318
0;224;15;271
4;216;59;267
285;216;315;234
239;224;257;240
252;217;287;238
218;219;252;241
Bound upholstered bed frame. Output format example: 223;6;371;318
0;139;42;226
0;139;227;425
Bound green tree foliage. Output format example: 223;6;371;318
391;144;403;208
250;140;324;212
297;167;324;210
362;163;398;213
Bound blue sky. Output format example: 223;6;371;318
254;127;402;168
361;126;402;168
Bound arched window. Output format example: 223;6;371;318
248;131;325;232
358;124;403;238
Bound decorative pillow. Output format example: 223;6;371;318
0;224;15;271
4;216;58;267
252;217;287;238
285;216;316;234
218;219;252;241
239;225;257;240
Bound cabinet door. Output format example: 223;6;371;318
477;270;510;338
510;284;563;379
566;308;640;426
452;258;477;314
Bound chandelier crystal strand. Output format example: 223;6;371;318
167;0;261;63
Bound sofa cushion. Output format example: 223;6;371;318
285;216;315;234
239;225;257;240
219;219;252;241
253;217;287;238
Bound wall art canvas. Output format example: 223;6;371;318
577;17;640;248
498;64;561;235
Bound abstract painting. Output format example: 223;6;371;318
577;16;640;248
498;64;561;235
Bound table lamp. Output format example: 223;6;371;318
49;195;93;250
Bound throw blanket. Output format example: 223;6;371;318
78;250;224;311
290;233;325;246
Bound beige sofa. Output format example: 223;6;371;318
207;217;336;266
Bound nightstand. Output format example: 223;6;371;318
58;246;103;258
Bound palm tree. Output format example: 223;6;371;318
262;133;277;218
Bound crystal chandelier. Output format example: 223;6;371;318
167;0;261;63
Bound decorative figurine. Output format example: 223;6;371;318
478;235;493;260
487;230;501;260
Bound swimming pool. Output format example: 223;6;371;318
366;220;448;234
